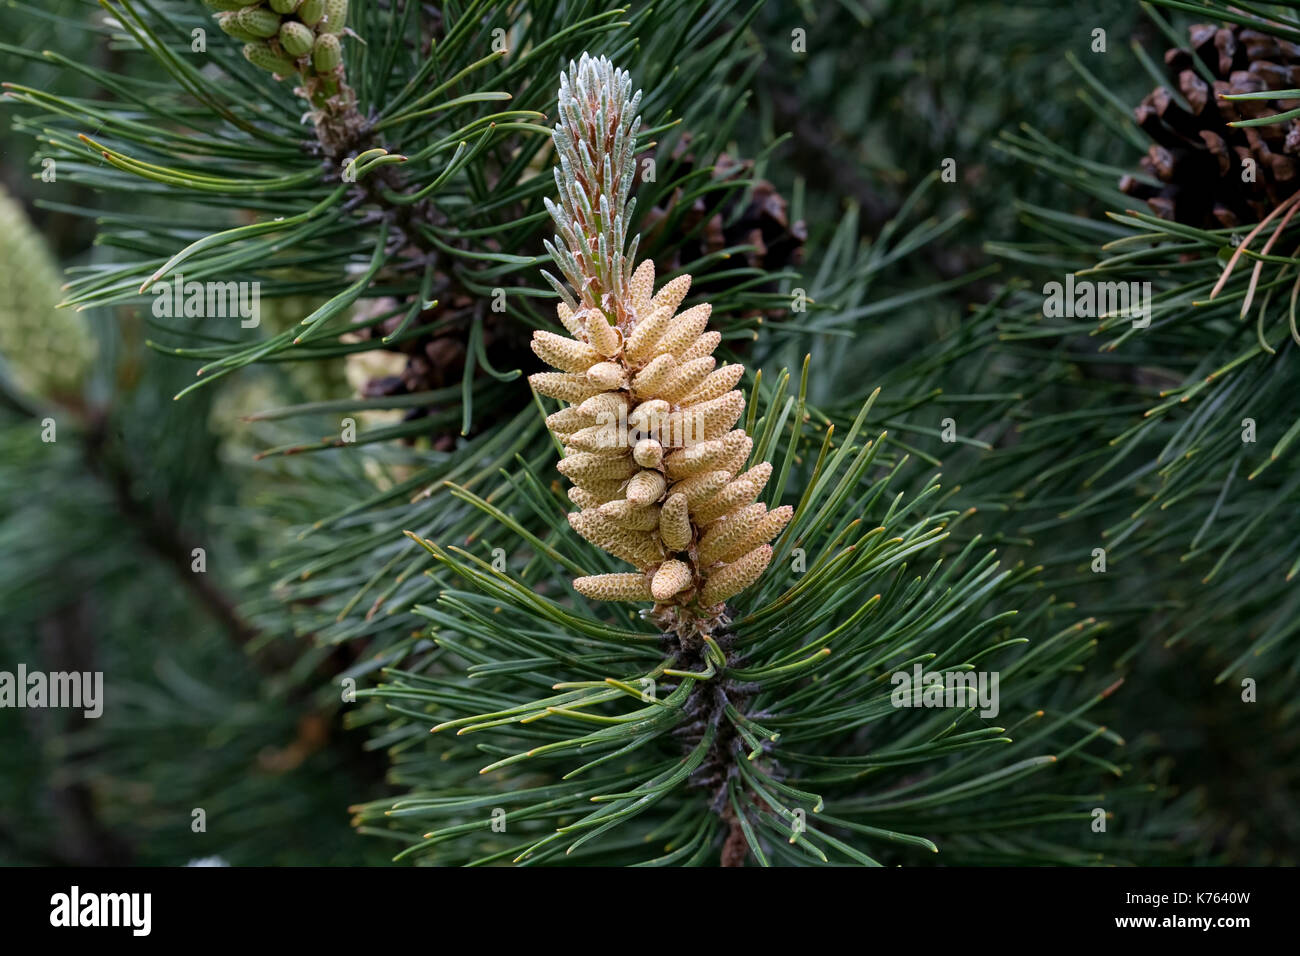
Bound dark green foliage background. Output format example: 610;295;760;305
0;0;1291;864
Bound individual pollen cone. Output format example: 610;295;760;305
529;371;606;403
322;0;349;34
534;53;792;627
574;573;653;602
714;505;793;566
664;428;749;479
698;503;770;567
586;362;627;390
692;390;746;442
692;478;758;525
570;483;628;508
657;356;715;403
663;436;726;479
681;331;721;363
565;475;625;499
556;453;636;482
652;560;694;601
532;331;600;373
624;305;671;362
626;470;667;505
629;259;656;311
566;441;625;460
568;488;604;510
628;399;669;431
577;391;627;421
566;424;622;452
736;461;773;496
680;363;745;406
299;0;325;24
244;42;297;75
236;6;282;37
586;312;621;357
279;21;315;56
659;493;692;551
674;469;732;507
717;433;755;477
632;353;677;394
655;303;712;357
632;438;663;468
700;546;773;606
652;274;693;315
599;499;661;531
545;405;594;434
311;32;342;73
568;511;663;569
555;302;585;338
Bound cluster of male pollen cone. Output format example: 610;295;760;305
528;55;792;636
204;0;349;109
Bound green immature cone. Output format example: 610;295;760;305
312;33;342;73
322;0;348;35
243;42;298;76
278;21;314;57
0;186;94;400
298;0;325;26
234;5;282;38
269;0;302;12
216;12;261;42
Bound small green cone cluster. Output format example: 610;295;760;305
205;0;350;111
0;187;94;402
528;55;792;632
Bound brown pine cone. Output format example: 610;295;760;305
1120;23;1300;228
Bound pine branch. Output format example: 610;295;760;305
341;59;1127;864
